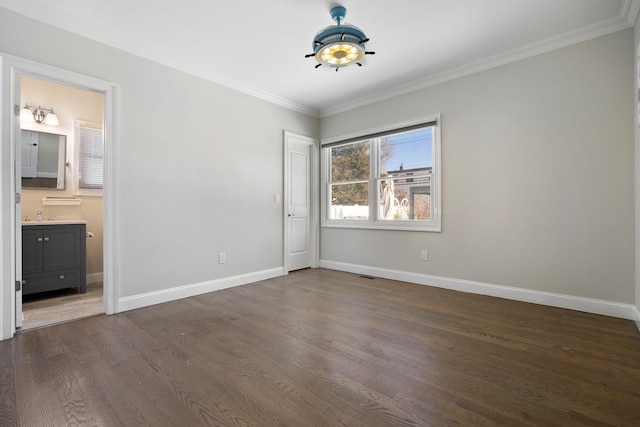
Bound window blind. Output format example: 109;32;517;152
322;120;437;148
78;125;103;189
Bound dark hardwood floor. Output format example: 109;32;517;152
1;268;639;426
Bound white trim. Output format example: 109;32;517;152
320;16;633;118
283;131;319;273
320;260;637;321
634;306;640;333
0;55;15;340
320;115;439;146
0;2;632;118
118;268;284;312
0;2;320;118
0;51;118;340
622;0;640;26
103;77;118;315
321;115;441;232
113;55;318;117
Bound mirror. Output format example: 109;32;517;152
21;130;66;189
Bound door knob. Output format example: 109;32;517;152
288;213;294;217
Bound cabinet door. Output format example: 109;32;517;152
43;226;83;271
22;228;44;275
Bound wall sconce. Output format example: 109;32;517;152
20;103;59;126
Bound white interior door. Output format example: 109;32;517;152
284;132;317;272
14;77;23;328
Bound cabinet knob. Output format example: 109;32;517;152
44;237;50;242
37;237;43;242
59;275;65;280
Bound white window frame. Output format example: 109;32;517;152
73;120;103;196
321;115;441;232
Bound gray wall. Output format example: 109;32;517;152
0;8;318;301
635;20;640;326
321;30;635;304
0;6;635;334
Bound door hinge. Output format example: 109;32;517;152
14;104;20;116
15;280;24;291
15;193;21;203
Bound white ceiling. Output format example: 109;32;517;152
1;0;638;117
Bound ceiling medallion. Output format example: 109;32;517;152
305;6;374;72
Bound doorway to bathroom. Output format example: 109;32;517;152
17;75;105;331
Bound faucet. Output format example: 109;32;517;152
36;210;42;222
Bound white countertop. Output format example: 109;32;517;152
22;220;87;226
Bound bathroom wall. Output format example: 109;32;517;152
20;76;104;278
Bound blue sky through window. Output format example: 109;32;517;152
382;128;433;173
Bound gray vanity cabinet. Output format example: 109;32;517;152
22;223;86;295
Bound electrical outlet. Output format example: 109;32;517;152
218;252;226;264
421;250;428;261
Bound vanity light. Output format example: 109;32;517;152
20;103;59;126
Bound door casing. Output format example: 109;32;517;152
0;52;118;340
283;131;319;273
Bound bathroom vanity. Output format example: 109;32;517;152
21;221;86;295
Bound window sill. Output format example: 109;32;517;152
322;220;441;232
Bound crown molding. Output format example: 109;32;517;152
146;56;321;117
0;1;322;117
0;1;632;120
320;14;633;117
621;0;640;25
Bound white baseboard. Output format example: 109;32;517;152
113;262;639;325
86;272;103;284
320;260;637;321
118;267;284;313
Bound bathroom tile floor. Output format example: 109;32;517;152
20;282;103;331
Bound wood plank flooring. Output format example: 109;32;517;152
1;268;639;426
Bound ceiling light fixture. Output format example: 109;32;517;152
20;103;59;126
305;6;374;72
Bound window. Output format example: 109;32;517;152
322;116;441;231
76;122;103;192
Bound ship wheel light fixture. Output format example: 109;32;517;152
305;6;375;71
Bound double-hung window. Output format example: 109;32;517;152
322;115;441;231
75;121;103;194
